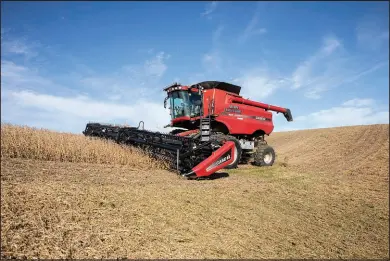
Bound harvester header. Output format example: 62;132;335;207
83;80;293;179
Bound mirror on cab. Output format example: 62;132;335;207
164;97;168;108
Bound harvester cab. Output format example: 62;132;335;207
163;82;204;123
83;80;293;180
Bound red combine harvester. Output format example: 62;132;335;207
83;81;293;179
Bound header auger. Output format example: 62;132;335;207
83;81;293;179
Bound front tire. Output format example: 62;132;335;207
253;145;275;167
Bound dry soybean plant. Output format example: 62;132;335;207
1;124;169;170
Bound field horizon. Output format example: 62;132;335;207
1;123;389;259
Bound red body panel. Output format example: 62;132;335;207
177;129;199;137
201;89;275;135
215;115;274;135
172;116;191;124
168;85;291;136
191;141;235;177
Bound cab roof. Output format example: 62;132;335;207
163;81;242;95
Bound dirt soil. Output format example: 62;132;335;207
1;124;389;259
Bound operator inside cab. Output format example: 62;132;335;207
189;92;201;117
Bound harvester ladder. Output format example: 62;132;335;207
200;116;211;141
200;97;212;142
197;84;211;142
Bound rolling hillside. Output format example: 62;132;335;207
268;124;389;175
1;124;388;259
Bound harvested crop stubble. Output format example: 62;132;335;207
1;124;168;170
0;124;389;259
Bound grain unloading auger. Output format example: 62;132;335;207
83;81;293;179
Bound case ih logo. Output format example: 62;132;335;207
206;151;232;172
224;105;241;114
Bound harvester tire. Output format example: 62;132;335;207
253;145;275;167
211;134;242;169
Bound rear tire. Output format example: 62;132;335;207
210;134;242;169
253;145;275;167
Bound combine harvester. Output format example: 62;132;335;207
83;81;293;179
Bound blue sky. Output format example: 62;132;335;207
1;1;389;133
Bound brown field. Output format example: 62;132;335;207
1;123;389;259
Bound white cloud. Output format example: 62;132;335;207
1;49;172;133
3;40;32;55
342;98;374;107
238;12;267;44
2;90;171;133
321;36;341;55
342;60;388;84
202;51;222;72
143;51;170;77
9;90;135;119
203;54;213;62
212;25;224;45
288;34;389;100
201;1;218;19
291;35;342;90
280;98;389;131
1;60;64;94
1;32;40;59
302;60;388;100
199;27;385;104
0;49;170;104
233;68;288;100
80;51;170;100
1;60;28;77
124;51;170;78
291;61;312;90
1;47;170;97
108;94;122;101
303;86;328;100
201;25;226;74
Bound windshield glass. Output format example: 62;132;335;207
168;91;202;119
